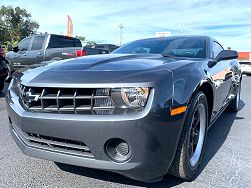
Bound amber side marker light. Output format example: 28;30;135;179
171;106;187;116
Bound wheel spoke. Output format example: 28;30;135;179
195;123;200;133
193;133;199;144
189;142;193;156
193;112;200;127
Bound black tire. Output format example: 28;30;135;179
169;91;208;180
0;81;4;92
227;83;241;112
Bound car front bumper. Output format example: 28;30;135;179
6;88;186;182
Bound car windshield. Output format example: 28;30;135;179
112;37;206;58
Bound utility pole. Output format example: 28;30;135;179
118;24;124;46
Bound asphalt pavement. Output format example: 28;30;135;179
0;77;251;188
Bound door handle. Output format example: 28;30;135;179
23;54;26;56
37;52;42;55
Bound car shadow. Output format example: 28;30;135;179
197;99;245;176
0;91;4;98
55;162;186;187
55;100;245;187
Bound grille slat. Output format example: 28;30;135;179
41;89;45;110
27;133;90;151
30;107;43;110
12;125;94;158
20;85;115;115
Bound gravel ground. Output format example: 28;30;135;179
0;76;250;188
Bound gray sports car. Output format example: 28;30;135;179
6;36;241;182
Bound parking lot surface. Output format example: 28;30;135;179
0;77;251;188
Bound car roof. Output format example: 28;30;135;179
28;34;78;39
133;35;209;42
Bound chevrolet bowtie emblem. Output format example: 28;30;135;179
24;91;40;102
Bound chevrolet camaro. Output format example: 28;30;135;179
6;36;241;182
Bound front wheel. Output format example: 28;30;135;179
169;91;208;180
0;80;4;92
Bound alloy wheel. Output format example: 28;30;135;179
189;103;206;167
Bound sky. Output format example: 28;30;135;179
2;0;251;51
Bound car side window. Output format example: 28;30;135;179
18;37;32;51
31;36;45;50
48;35;75;48
74;39;82;47
212;41;224;59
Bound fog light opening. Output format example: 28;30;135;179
105;138;131;162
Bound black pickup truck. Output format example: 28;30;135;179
84;44;119;53
6;34;84;71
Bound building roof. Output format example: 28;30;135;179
238;52;250;60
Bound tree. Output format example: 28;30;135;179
75;35;86;41
86;41;97;45
75;35;98;46
0;5;39;45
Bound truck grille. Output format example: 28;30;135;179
19;85;115;115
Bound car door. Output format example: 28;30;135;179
24;35;46;66
11;37;32;69
209;41;233;117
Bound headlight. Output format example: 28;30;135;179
111;87;150;109
8;77;21;94
93;87;150;115
8;77;15;90
121;87;149;107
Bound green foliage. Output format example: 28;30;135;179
86;41;97;45
0;5;39;46
75;35;86;41
75;35;97;46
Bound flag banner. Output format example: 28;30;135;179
67;15;73;37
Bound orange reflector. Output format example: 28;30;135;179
171;106;187;116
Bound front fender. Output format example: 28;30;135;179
171;63;211;107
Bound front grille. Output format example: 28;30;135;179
19;85;115;114
26;133;94;158
12;125;94;158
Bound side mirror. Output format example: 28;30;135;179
12;46;19;53
215;50;238;62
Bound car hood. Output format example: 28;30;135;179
16;54;199;86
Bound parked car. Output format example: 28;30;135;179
81;44;119;56
84;44;119;53
240;61;251;75
82;46;109;56
0;47;8;91
6;36;241;182
6;34;84;72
